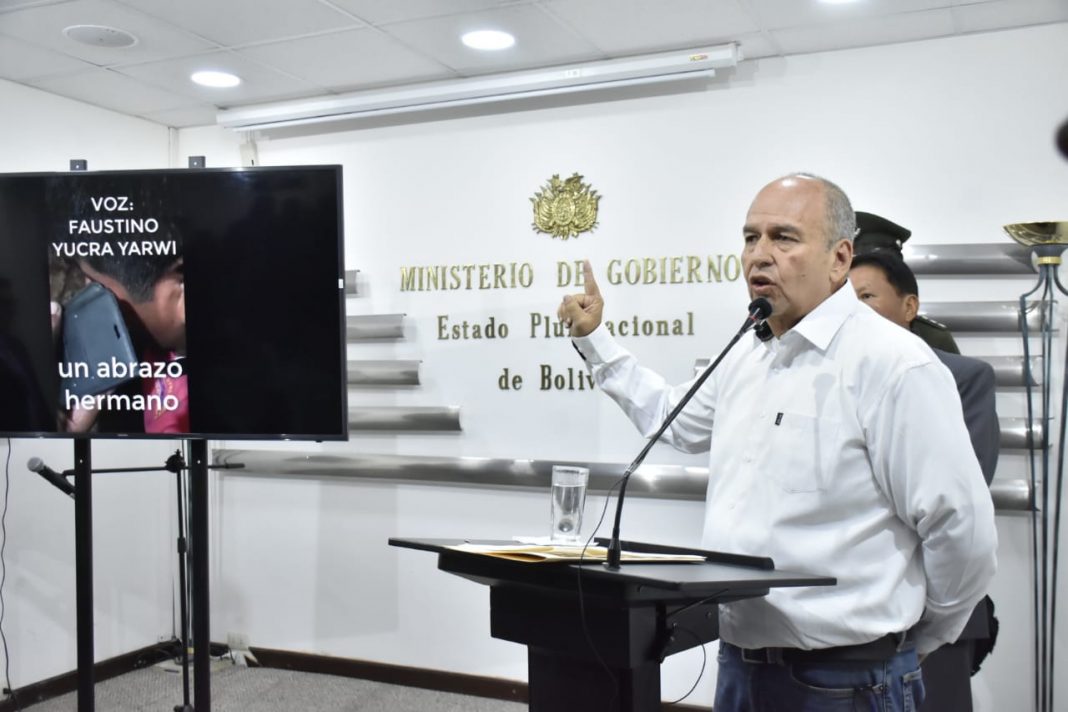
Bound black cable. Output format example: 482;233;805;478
664;591;727;623
663;626;707;706
575;474;626;703
1;439;20;711
1048;268;1068;712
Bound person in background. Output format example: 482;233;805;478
557;173;997;711
850;247;999;712
853;210;960;354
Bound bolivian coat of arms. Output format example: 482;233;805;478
530;173;600;240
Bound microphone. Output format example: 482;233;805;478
27;457;76;498
604;297;772;569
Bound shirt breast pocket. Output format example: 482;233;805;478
766;412;840;493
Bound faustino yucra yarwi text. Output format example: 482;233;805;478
55;194;177;259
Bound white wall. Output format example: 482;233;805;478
0;79;180;688
179;21;1065;711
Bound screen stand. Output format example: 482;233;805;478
171;448;193;712
74;439;93;711
71;439;215;712
190;439;210;712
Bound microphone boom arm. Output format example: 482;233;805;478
604;298;771;569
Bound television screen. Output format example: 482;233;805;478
0;165;348;440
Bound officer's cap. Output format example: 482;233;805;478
854;211;911;256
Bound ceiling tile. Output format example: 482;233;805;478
379;4;602;74
542;0;758;54
327;0;522;26
111;0;363;48
237;28;454;91
0;0;58;10
114;50;325;106
0;0;216;66
30;65;196;113
747;0;956;31
952;0;1068;33
138;103;218;128
772;8;956;55
0;33;91;80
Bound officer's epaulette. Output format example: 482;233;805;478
915;314;949;331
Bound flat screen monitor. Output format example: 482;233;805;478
0;165;348;440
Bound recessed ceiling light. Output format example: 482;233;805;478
63;25;138;48
819;0;863;4
461;30;515;51
191;70;241;88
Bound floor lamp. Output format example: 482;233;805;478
1006;221;1068;712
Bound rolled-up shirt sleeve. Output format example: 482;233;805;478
863;359;999;654
573;326;715;454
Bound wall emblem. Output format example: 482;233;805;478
530;173;600;240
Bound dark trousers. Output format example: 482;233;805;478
918;640;975;712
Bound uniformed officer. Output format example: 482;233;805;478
854;211;960;354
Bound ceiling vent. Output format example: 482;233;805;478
63;25;138;49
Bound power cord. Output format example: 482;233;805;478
663;626;707;706
574;477;713;708
1;439;20;710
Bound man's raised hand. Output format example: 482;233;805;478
557;260;604;337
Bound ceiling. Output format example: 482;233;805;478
1;0;1065;129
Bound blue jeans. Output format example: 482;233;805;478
714;641;926;712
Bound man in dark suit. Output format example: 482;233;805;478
850;248;998;711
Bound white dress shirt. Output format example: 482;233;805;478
573;283;997;655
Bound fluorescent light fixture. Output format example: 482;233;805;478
192;70;241;88
217;43;740;131
462;29;515;50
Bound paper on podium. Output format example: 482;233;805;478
448;542;705;564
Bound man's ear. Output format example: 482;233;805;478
831;239;854;282
904;294;920;323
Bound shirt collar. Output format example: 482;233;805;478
780;282;857;351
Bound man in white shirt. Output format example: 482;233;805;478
557;173;997;711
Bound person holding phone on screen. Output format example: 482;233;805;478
56;178;188;433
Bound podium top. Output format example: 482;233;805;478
390;537;835;600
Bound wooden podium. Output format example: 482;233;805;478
390;538;835;712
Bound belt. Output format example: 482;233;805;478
739;633;908;665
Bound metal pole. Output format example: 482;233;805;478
74;438;94;711
190;439;210;710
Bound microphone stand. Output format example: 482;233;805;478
604;299;771;570
28;449;244;712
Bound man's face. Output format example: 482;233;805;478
849;263;917;330
742;177;852;335
79;259;185;355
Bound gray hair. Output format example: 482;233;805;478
783;172;856;248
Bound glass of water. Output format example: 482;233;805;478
550;465;589;544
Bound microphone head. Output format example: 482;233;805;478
1057;116;1068;161
27;457;43;472
748;297;773;320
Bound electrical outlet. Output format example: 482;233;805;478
227;632;250;650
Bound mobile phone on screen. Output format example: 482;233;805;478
60;282;137;397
